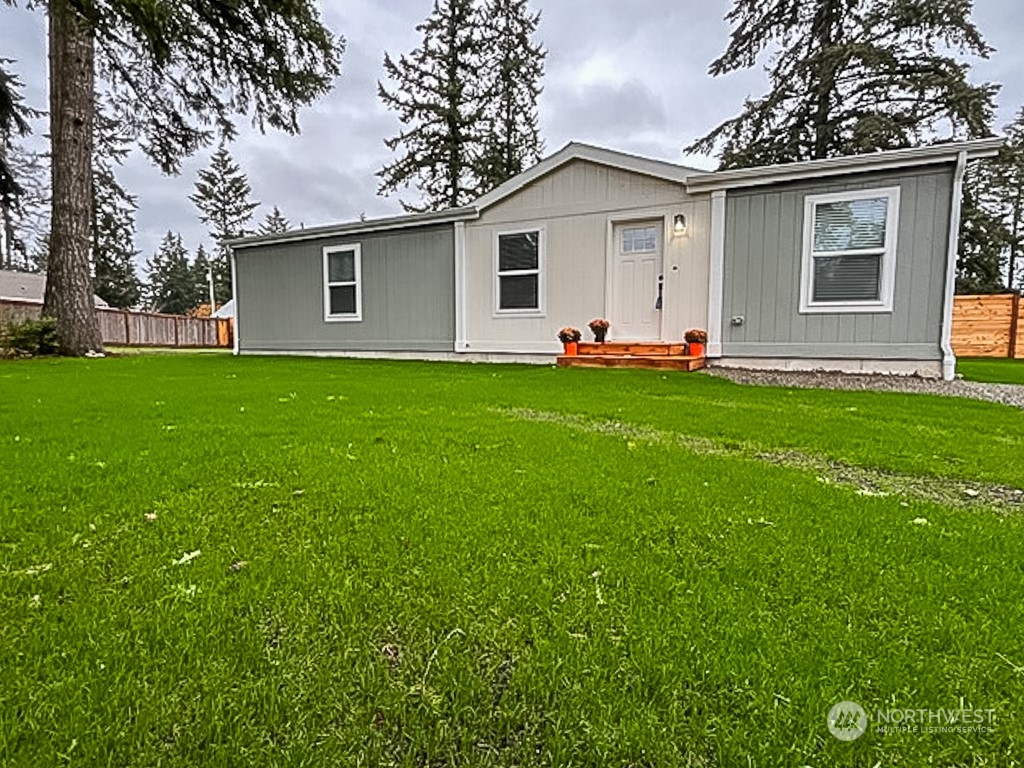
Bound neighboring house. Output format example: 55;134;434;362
0;269;109;308
212;299;234;319
228;138;1002;379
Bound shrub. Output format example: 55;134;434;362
1;318;59;356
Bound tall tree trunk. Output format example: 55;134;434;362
811;0;839;159
45;0;103;355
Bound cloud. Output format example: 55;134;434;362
2;0;1023;265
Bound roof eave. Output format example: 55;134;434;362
228;206;478;250
684;138;1006;193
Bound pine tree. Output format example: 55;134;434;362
259;206;291;235
958;109;1024;292
688;0;998;168
15;0;342;355
378;0;489;211
191;244;215;311
0;59;32;206
91;101;141;308
474;0;546;193
1;59;46;271
958;163;1010;293
146;232;197;315
189;142;259;304
1;143;49;272
991;109;1024;290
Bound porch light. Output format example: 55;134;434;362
673;213;687;236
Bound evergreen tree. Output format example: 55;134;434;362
688;0;997;168
958;163;1010;293
91;101;141;308
991;109;1024;290
189;142;259;304
191;244;215;311
957;109;1024;292
1;59;46;271
1;143;49;272
0;59;32;205
475;0;546;193
13;0;343;355
378;0;489;211
259;206;291;235
146;232;197;315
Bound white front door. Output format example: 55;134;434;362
611;221;664;340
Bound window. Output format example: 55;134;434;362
800;187;900;313
323;245;362;321
496;229;543;313
621;225;658;254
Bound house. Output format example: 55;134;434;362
0;269;110;308
1;269;110;328
211;299;234;319
228;138;1003;380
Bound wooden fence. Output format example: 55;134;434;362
952;293;1024;359
0;300;232;349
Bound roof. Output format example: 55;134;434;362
0;269;109;308
212;299;234;318
228;142;705;251
228;138;1005;250
472;142;706;210
227;207;477;250
684;138;1005;193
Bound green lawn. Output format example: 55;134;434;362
959;356;1024;385
1;355;1023;766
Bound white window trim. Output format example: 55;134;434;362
799;186;900;314
493;226;546;317
323;244;363;322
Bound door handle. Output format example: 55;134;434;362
655;274;664;310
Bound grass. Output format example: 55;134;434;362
958;356;1024;385
1;355;1023;766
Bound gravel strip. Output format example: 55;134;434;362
705;366;1024;409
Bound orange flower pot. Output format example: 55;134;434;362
563;341;579;356
688;342;705;357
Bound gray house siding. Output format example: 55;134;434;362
721;166;954;360
236;225;455;353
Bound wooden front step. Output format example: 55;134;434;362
578;342;686;356
557;355;706;371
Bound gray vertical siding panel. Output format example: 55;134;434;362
761;192;781;342
747;195;765;342
236;224;455;353
722;167;954;360
925;175;952;337
726;196;751;345
774;191;796;344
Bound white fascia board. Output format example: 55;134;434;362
685;138;1005;194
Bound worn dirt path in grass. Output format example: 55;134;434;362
501;408;1024;513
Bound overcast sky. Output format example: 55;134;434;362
4;1;1024;265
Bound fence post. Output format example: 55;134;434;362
1010;292;1021;360
174;316;179;347
123;311;130;346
